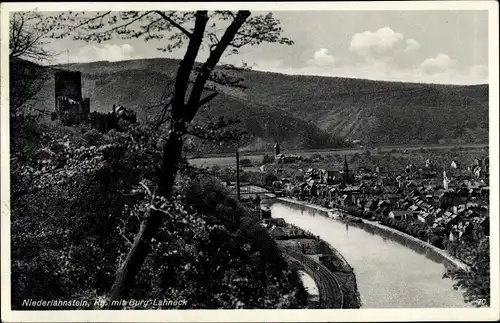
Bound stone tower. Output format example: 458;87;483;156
55;71;82;102
54;70;89;125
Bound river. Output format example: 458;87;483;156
270;202;471;308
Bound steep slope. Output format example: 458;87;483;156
31;60;345;152
237;71;489;145
35;57;489;147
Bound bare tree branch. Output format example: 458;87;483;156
185;11;251;121
67;11;112;32
9;59;51;115
139;181;153;202
9;11;57;61
171;11;209;123
118;223;134;247
155;11;192;39
197;91;219;108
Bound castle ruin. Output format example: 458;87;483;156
54;71;90;125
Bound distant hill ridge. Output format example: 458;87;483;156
31;57;488;150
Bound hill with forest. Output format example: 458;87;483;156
29;57;488;151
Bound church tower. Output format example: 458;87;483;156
443;170;450;190
343;155;349;183
274;143;281;156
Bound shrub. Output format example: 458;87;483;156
262;155;274;165
263;173;278;187
11;121;308;310
417;230;427;241
430;235;444;249
83;128;105;146
444;238;490;307
240;158;252;167
311;153;322;160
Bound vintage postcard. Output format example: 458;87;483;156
1;1;499;322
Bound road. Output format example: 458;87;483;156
189;142;488;159
188;142;488;167
281;247;344;309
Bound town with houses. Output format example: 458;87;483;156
248;143;490;264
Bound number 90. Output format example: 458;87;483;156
475;298;487;306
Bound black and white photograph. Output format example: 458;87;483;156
1;1;499;322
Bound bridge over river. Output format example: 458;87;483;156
269;201;471;308
229;184;276;199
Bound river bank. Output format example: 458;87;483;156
263;215;362;308
273;197;468;271
268;199;471;307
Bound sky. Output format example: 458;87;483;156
43;10;489;85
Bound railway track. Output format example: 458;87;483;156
281;247;344;309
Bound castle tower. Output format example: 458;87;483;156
55;71;82;103
54;70;89;125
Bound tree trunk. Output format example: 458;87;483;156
109;129;184;303
107;10;252;305
107;12;211;303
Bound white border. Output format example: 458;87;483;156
1;2;499;322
